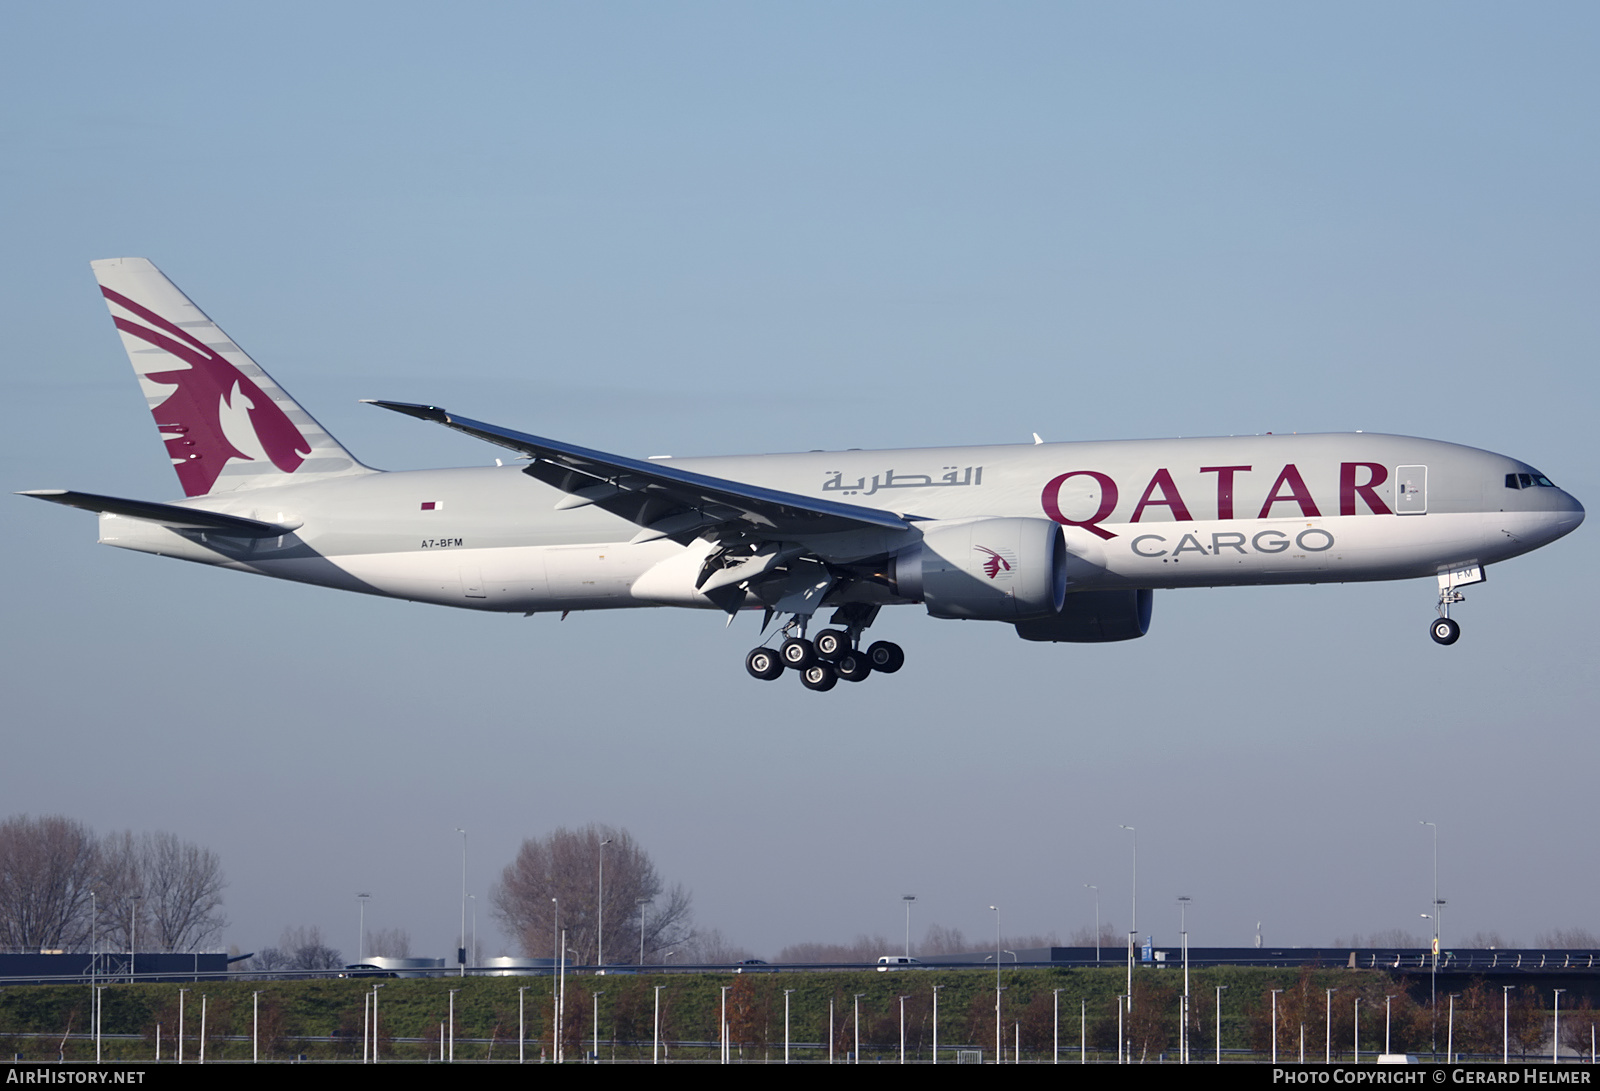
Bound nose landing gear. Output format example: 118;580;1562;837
1429;563;1483;646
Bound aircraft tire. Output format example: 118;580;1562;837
800;663;838;691
834;651;872;682
1430;618;1461;646
813;629;849;661
746;647;785;681
866;640;905;673
781;637;816;670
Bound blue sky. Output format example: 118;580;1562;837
2;2;1595;961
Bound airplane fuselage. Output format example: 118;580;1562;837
96;431;1582;615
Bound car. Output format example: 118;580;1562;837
876;956;923;971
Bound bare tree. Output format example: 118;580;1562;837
0;815;100;950
777;934;890;963
1462;930;1518;949
95;831;226;952
241;945;294;974
680;927;753;964
277;925;342;970
366;926;411;958
492;824;693;964
920;923;970;956
95;831;143;948
1067;921;1122;949
1333;929;1423;948
140;833;227;951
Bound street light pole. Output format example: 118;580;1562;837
1216;984;1229;1064
1120;824;1136;1012
551;898;561;1062
597;837;612;968
448;988;459;1062
1085;884;1100;964
653;984;664;1064
1179;895;1192;1063
784;988;794;1064
902;895;916;958
1503;985;1513;1064
1271;989;1283;1064
1053;988;1063;1064
371;983;383;1063
990;905;1002;1061
1325;988;1339;1063
1421;819;1440;1052
1555;990;1566;1063
456;827;467;977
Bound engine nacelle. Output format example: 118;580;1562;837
1013;588;1154;643
893;517;1068;621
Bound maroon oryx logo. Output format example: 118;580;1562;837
975;545;1014;580
102;286;311;496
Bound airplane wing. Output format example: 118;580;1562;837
19;490;299;538
364;400;914;544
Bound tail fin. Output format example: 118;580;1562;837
91;257;372;497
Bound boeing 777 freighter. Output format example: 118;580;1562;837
22;259;1585;690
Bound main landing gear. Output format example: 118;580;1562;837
745;609;905;691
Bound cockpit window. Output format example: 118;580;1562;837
1505;472;1557;489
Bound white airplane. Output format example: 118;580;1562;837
23;259;1585;690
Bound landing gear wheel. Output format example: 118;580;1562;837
866;640;905;673
780;637;817;670
834;651;872;682
746;647;785;681
813;629;849;661
800;663;838;691
1430;618;1461;646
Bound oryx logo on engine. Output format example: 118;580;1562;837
975;545;1014;580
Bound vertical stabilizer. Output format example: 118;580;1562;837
91;257;372;497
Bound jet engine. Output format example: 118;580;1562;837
1013;588;1153;642
891;517;1068;621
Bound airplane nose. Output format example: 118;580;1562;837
1541;490;1585;540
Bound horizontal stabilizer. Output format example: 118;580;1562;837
19;490;298;538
